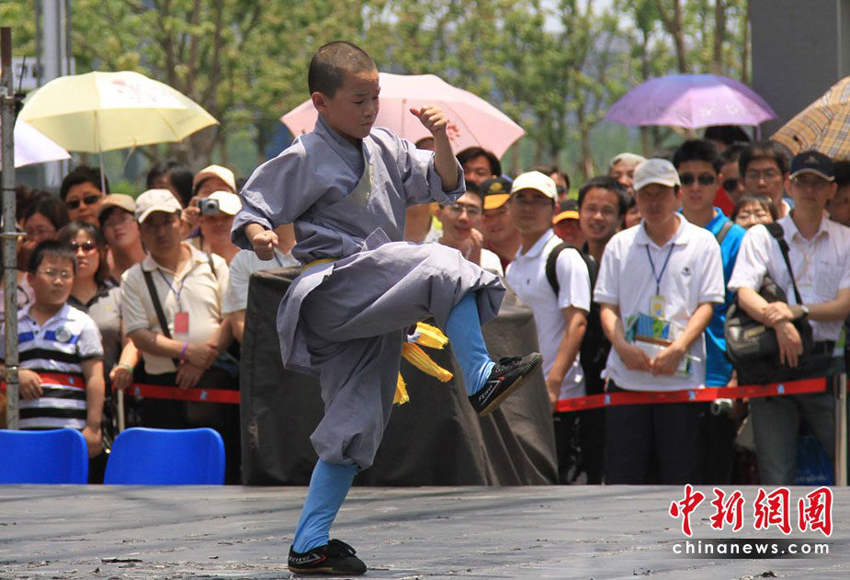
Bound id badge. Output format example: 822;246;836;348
174;311;190;335
649;294;666;318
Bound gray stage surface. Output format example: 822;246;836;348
0;486;847;579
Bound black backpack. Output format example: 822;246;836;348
544;243;606;394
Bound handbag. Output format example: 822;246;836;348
724;223;823;385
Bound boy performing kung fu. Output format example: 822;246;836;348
232;41;542;575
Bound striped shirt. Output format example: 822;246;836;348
1;303;103;430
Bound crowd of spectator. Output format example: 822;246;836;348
2;128;849;487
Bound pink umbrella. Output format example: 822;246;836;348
281;72;525;158
604;74;776;129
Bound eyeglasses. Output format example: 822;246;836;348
445;203;482;217
140;214;179;231
745;169;781;182
25;227;56;241
37;268;73;281
69;240;98;253
679;173;716;186
66;195;103;210
556;186;567;195
792;176;832;191
722;178;740;193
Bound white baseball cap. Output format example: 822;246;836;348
193;164;236;193
135;188;183;223
633;159;681;192
207;190;243;216
510;171;557;200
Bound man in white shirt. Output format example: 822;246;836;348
225;225;299;343
728;151;850;484
740;141;792;218
505;171;591;483
595;159;725;484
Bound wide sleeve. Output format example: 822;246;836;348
381;129;465;206
727;224;770;293
231;139;325;249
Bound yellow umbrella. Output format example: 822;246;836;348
772;75;850;160
18;71;218;153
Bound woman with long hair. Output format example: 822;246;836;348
56;222;141;469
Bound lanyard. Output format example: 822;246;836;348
157;264;197;310
646;244;675;295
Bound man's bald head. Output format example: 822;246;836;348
308;41;377;97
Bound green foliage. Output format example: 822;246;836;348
2;0;753;184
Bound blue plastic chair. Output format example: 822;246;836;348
104;427;225;485
0;429;89;484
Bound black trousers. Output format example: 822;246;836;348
604;383;702;485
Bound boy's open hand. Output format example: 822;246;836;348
251;229;279;261
410;106;449;137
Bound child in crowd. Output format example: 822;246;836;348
731;194;777;229
0;241;105;478
232;41;541;575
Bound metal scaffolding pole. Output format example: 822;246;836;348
1;27;20;429
836;372;848;486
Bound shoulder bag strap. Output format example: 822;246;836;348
715;219;733;245
142;269;180;367
765;222;804;306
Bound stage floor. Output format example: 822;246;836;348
0;485;847;579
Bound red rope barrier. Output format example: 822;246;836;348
555;377;828;412
3;374;828;410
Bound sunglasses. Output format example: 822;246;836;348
722;178;740;193
66;195;102;210
679;174;716;186
69;240;98;252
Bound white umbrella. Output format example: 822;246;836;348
0;119;71;170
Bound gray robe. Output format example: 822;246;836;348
233;116;504;468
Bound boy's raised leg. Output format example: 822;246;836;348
446;292;543;416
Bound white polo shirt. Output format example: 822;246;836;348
121;243;229;375
506;229;590;400
224;248;299;314
594;215;725;391
728;214;850;342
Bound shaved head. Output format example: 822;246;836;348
308;41;377;97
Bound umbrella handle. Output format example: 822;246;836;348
95;110;107;194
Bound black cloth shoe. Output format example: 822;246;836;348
288;539;367;575
470;353;544;416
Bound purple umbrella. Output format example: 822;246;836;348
604;74;776;129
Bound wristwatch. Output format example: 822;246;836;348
799;304;810;318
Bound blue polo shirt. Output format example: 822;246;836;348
704;208;746;386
